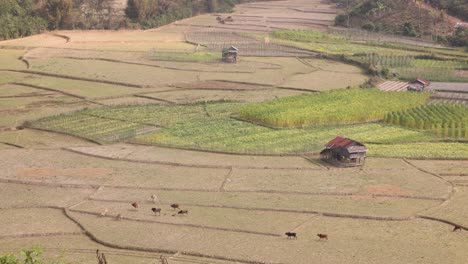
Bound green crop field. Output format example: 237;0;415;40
384;104;468;139
271;29;345;43
135;119;436;154
239;89;430;128
392;67;468;82
31;102;444;155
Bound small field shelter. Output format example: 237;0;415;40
320;136;368;167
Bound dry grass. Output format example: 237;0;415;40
72;200;312;235
67;144;318;169
0;208;82;236
140;88;306;103
69;211;468;264
0;149;228;190
20;75;162;99
409;160;468;175
27;56;367;90
0;83;51;97
0;129;96;148
0;95;88;128
227;167;449;198
0;182;94;208
93;186;439;218
421;186;468;227
0;50;28;70
0;235;189;264
0;34;67;47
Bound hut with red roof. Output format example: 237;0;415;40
320;136;368;167
407;78;430;92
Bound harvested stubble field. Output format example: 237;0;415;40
25;56;367;90
1;0;468;263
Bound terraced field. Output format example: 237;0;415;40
0;0;467;263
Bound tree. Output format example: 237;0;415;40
208;0;217;12
43;0;73;29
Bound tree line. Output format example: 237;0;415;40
0;0;253;40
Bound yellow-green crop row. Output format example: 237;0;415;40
239;89;430;128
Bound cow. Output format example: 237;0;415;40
173;210;188;216
152;208;162;215
285;232;297;239
317;234;328;241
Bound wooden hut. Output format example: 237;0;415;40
320;136;368;167
407;78;430;92
222;46;238;63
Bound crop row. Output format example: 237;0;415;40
392;67;468;82
134;117;436;155
31;114;145;142
384;105;468;139
364;54;415;68
239;89;430;128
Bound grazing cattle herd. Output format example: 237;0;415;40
98;194;464;243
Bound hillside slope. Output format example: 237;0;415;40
334;0;458;36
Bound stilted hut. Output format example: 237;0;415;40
320;136;368;167
222;46;238;63
407;78;430;92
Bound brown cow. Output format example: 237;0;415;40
131;202;139;209
317;234;328;241
453;225;462;232
170;204;179;210
173;209;188;216
151;208;162;215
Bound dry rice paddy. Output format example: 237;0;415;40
0;0;467;263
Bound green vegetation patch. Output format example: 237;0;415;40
392;67;468;83
271;29;345;43
384;104;468;139
136;120;436;155
32;101;437;155
239;89;430;128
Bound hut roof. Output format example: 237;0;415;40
412;78;430;86
324;136;368;153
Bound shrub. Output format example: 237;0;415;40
0;246;64;264
362;22;375;31
402;21;418;37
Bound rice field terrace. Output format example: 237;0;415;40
1;0;468;263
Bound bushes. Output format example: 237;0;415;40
126;0;254;28
424;0;468;21
0;246;64;264
402;22;418;37
447;27;468;48
0;0;47;40
0;0;255;39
